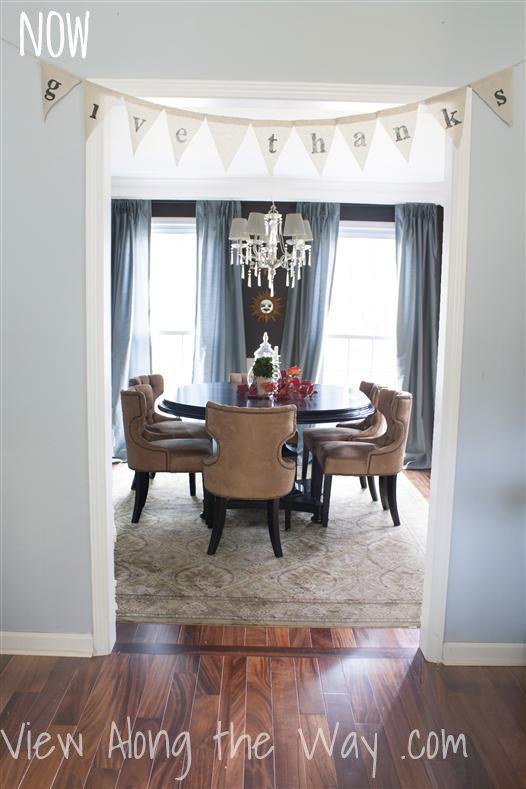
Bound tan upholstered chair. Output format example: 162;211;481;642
228;372;248;384
128;376;209;495
203;401;297;557
302;382;387;501
121;387;212;523
312;389;412;528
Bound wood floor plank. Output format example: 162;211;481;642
354;723;401;789
244;656;274;789
353;628;400;648
0;655;13;675
221;626;246;646
52;654;132;788
179;624;203;646
154;624;181;644
341;658;381;724
183;655;223;789
266;627;289;647
0;655;57;715
244;627;267;647
366;658;433;788
318;657;347;695
200;625;225;646
19;725;79;789
272;656;306;789
295;658;325;715
52;656;105;726
149;671;199;788
115;622;138;643
310;628;334;649
298;714;338;789
211;656;247;789
289;627;312;648
115;655;177;788
324;692;370;789
331;628;356;649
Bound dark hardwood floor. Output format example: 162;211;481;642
1;623;524;788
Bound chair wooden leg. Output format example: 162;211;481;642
302;444;310;480
311;456;323;502
267;499;283;558
131;471;137;491
321;474;332;528
207;496;226;554
367;475;378;502
386;474;400;526
359;475;367;490
284;491;292;531
189;473;196;496
203;488;215;528
131;472;149;523
379;476;389;510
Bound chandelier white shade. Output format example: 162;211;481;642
229;204;313;295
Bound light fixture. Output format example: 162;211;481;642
229;203;313;295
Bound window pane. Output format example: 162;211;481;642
322;226;397;390
150;222;196;391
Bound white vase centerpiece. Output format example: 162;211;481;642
247;332;280;398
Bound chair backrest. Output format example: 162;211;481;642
359;380;376;400
228;372;248;384
121;386;168;470
129;374;165;403
371;388;412;472
203;401;296;500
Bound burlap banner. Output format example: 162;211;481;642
39;60;517;172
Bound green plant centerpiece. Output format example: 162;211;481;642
252;356;275;397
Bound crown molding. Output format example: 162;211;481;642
94;78;453;105
111;175;449;205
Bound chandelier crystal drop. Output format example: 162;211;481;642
229;204;313;296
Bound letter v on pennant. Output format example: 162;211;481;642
124;98;163;155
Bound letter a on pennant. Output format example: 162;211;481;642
378;103;419;161
124;98;163;155
425;88;467;146
471;68;513;125
337;113;378;170
40;60;81;119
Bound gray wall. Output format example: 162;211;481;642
1;2;524;641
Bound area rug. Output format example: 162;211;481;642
113;465;428;627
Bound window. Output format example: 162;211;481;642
149;218;197;394
321;222;398;389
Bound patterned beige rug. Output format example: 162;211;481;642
114;465;428;627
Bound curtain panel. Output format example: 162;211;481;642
280;202;340;380
192;201;246;383
111;199;152;459
395;203;442;469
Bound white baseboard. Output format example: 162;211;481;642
442;641;526;666
0;631;94;657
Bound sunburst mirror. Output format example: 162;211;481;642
250;290;284;323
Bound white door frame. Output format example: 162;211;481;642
85;80;472;660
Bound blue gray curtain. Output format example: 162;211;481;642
192;201;246;382
280;202;340;380
395;203;442;469
111;199;152;459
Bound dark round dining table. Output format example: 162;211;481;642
160;382;374;424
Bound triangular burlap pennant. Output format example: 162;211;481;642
41;61;82;119
471;68;513;125
124;97;163;155
207;115;250;170
84;82;121;139
166;108;204;164
426;88;467;147
378;103;419;161
337;112;378;170
294;120;336;175
252;121;293;174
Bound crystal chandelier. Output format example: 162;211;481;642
228;204;313;296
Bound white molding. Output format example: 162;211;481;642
0;632;94;657
111;176;449;205
86;123;117;656
442;642;526;666
94;78;453;104
419;89;473;663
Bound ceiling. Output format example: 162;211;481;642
109;97;447;184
